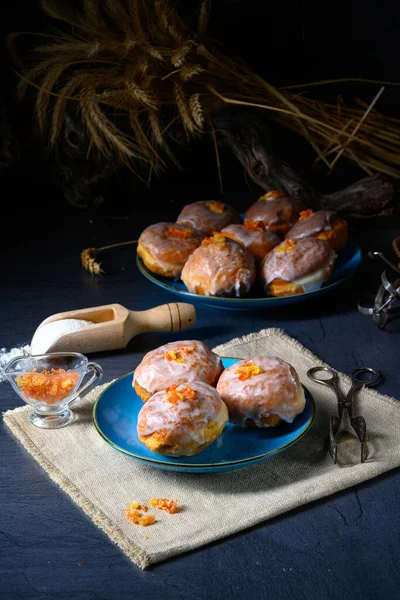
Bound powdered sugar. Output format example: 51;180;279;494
30;319;95;354
0;319;96;382
0;345;31;382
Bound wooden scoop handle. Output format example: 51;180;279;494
128;303;196;336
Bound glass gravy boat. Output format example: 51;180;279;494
3;352;103;428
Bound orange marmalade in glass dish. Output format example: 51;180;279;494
15;368;80;404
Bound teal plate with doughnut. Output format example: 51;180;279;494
136;238;362;310
93;357;316;473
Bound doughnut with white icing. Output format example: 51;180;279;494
137;222;204;278
137;381;228;456
176;201;241;236
221;221;281;261
216;356;306;427
285;209;348;252
133;340;224;401
244;190;303;235
181;233;256;297
260;238;336;297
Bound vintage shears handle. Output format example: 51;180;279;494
307;366;336;385
349;367;380;389
344;367;380;416
368;251;400;274
381;272;400;296
306;367;345;401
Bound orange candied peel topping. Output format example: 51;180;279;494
15;369;79;404
259;190;283;201
166;384;196;404
129;501;147;511
165;346;194;363
149;498;180;514
299;209;313;221
201;232;226;247
275;239;296;254
235;361;264;381
244;220;264;232
205;201;225;214
165;225;194;239
125;508;155;526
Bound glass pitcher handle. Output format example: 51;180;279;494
68;362;103;406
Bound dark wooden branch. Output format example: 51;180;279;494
26;105;397;215
213;109;398;217
322;174;395;216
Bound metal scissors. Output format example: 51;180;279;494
358;250;400;329
307;366;381;464
358;269;400;329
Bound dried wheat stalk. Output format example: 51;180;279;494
81;248;104;275
198;1;209;39
81;240;138;275
189;93;204;127
9;0;400;179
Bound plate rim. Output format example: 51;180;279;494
136;239;362;304
92;360;316;469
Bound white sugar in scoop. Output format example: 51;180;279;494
29;303;196;355
31;319;95;355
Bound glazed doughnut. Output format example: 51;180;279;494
181;233;256;297
221;221;281;261
285;209;348;253
176;201;241;236
260;238;336;297
133;340;224;401
137;381;228;457
137;222;204;279
244;190;303;235
216;356;306;428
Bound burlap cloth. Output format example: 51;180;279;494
3;329;400;569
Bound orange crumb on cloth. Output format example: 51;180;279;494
149;498;180;514
125;508;155;526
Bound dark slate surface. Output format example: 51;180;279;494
1;211;400;600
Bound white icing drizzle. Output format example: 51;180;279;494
216;356;306;427
138;222;203;276
137;381;228;445
244;197;303;228
261;238;336;292
181;237;256;297
285;210;336;240
291;266;334;293
134;340;223;394
176;201;241;236
222;224;281;259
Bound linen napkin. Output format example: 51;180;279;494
4;328;400;569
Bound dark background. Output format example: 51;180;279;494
1;0;400;231
1;5;400;598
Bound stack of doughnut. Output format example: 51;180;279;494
260;238;336;297
137;222;204;279
135;340;226;457
284;208;348;252
135;340;307;457
244;190;303;235
137;194;348;298
181;233;256;297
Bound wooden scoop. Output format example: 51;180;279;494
32;303;196;354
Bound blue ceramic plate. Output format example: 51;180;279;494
136;239;362;310
93;358;315;473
